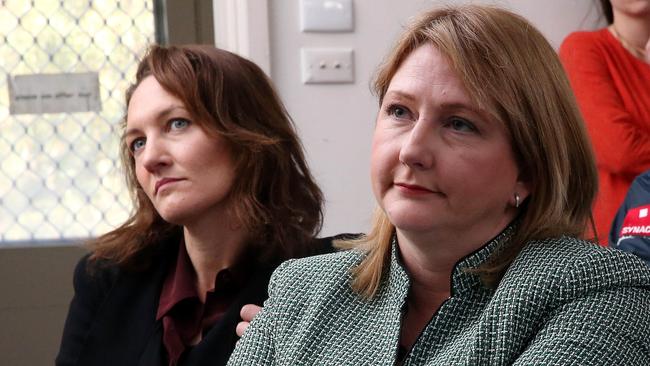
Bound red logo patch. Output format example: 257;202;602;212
620;204;650;237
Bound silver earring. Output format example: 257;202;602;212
514;193;520;208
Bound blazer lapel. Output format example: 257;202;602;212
79;245;175;366
181;266;274;366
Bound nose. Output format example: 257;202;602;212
140;136;171;174
399;120;434;170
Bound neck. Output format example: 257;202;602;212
395;232;460;352
611;12;650;57
183;214;248;299
397;232;455;296
395;214;514;352
395;221;506;351
396;214;513;298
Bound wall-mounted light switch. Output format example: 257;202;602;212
301;47;354;84
300;0;354;32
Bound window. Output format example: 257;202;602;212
1;0;156;245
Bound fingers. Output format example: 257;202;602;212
236;304;263;337
236;321;250;337
240;304;263;322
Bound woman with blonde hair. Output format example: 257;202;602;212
56;45;337;366
229;5;650;365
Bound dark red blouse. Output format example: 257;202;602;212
156;243;245;366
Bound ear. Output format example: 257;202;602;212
512;178;532;207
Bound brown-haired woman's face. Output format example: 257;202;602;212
124;76;236;226
370;44;530;238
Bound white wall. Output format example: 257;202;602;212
267;0;605;237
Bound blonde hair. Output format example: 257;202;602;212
339;5;597;298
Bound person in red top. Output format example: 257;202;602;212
559;0;650;243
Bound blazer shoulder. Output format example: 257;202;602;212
631;169;650;191
508;236;650;294
309;233;364;256
268;249;365;298
276;248;364;280
72;254;121;297
56;255;125;366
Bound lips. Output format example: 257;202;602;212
395;182;437;194
155;178;184;194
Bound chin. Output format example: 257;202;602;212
386;210;438;233
155;207;191;226
393;221;439;233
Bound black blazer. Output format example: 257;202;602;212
56;235;343;366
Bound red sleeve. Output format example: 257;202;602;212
560;32;650;176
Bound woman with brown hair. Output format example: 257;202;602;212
229;5;650;365
56;45;333;366
560;0;650;244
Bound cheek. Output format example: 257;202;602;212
185;140;227;173
462;150;519;196
370;138;398;197
133;164;153;196
200;149;237;192
369;161;383;202
133;164;145;186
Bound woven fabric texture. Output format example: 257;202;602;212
228;230;650;365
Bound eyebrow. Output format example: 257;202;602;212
438;102;483;116
124;105;188;138
384;90;484;116
383;90;417;103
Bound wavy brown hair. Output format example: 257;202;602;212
88;45;323;269
339;5;598;298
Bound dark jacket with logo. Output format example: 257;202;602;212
610;169;650;265
55;235;344;366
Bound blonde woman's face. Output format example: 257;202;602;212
370;44;530;240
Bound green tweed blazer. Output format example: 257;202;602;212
228;230;650;365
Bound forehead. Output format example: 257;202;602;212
387;44;471;102
126;76;186;128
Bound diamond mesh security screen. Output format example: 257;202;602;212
1;0;155;245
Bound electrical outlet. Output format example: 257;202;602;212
301;47;354;84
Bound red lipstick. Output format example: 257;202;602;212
395;183;435;194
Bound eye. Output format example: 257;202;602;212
130;138;146;153
446;117;478;133
386;104;413;120
169;118;190;130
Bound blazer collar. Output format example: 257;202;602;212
387;224;516;301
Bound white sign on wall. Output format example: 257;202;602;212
7;72;101;114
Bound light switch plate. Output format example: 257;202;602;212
300;0;354;32
301;48;354;84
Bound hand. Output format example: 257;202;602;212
236;304;263;337
645;39;650;64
